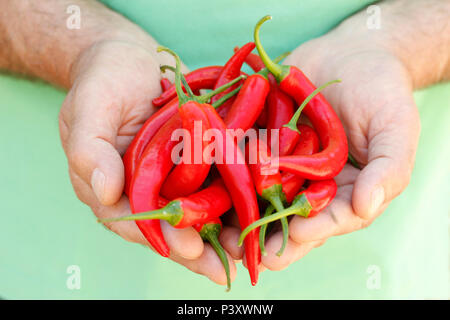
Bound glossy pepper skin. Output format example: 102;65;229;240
124;77;217;196
160;78;173;92
129;101;215;257
123;69;244;196
160;103;212;200
211;42;255;107
246;138;290;256
224;73;270;132
265;75;298;156
123;97;179;196
238;179;337;246
254;16;348;180
237;46;298;154
129;113;182;257
105;178;232;228
201;103;261;286
281;124;320;203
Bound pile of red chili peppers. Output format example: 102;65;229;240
99;16;349;291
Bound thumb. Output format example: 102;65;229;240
62;94;124;206
352;93;420;221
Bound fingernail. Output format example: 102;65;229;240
369;186;385;216
91;168;106;203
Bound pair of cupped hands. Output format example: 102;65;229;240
58;20;420;286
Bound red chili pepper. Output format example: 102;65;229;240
160;77;173;92
236;46;290;73
281;124;320;203
129;100;210;256
124;47;242;257
201;103;261;286
265;75;297;156
128;113;181;257
256;106;268;128
254;16;348;180
246;138;290;256
238;179;337;246
157;62;243;200
193;218;231;291
160;103;211;199
123;70;245;196
258;124;320;256
224;72;270;132
211;42;255;102
101;178;232;228
234;46;265;72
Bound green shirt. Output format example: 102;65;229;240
0;0;448;299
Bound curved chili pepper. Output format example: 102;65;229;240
101;178;232;228
212;42;255;104
281;124;320;203
224;72;270;132
238;179;337;246
254;16;348;180
123;71;245;196
125;47;242;257
193;218;231;291
259;124;320;255
234;46;265;72
235;47;295;143
246;138;288;256
158;64;243;200
128;113;181;257
201;103;261;286
160;102;211;200
265;75;297;156
160;77;173;92
130;100;212;257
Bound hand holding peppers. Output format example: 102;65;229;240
100;16;351;290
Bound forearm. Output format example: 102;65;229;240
0;0;162;88
335;0;450;89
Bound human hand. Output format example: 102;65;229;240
58;40;237;286
259;13;421;270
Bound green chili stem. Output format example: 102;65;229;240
273;51;291;64
204;230;231;292
348;153;361;169
211;85;242;108
157;46;189;106
97;201;183;227
266;194;288;257
259;205;275;256
238;194;312;247
159;64;245;104
254;15;285;80
283;79;342;134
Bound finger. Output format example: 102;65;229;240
63;86;124;206
242;256;267;274
219;226;244;260
261;230;319;271
160;221;204;260
289;184;390;244
334;164;360;187
353;95;420;220
170;244;237;287
70;169;151;245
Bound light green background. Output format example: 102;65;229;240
0;0;448;299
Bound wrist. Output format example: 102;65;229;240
333;0;450;89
